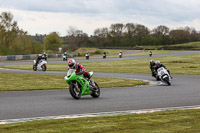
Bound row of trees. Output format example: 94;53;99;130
90;23;200;47
0;12;45;55
1;11;200;55
0;12;63;55
62;23;200;50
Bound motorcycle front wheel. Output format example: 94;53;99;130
91;82;100;98
69;84;82;99
163;77;171;86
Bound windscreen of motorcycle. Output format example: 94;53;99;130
67;69;74;76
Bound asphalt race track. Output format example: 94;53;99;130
0;51;200;120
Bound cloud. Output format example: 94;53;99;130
1;0;200;35
0;7;114;36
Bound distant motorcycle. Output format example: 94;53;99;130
64;69;100;99
157;67;172;85
103;53;106;59
85;53;89;60
149;51;152;57
33;59;47;71
119;52;122;58
63;54;68;61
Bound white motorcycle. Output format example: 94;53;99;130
157;67;172;86
63;55;68;61
33;59;47;71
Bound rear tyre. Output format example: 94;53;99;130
69;84;82;99
33;65;37;71
91;82;100;98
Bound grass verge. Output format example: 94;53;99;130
0;109;200;132
143;41;200;50
2;53;200;75
74;50;181;60
0;72;148;91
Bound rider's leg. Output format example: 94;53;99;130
84;72;96;88
36;59;39;66
167;70;173;79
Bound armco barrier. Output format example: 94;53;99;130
0;54;78;61
7;56;16;61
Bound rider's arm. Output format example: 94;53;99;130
79;64;86;71
161;64;167;69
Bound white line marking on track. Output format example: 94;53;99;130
0;105;200;125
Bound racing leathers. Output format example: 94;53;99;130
150;61;156;77
68;63;96;88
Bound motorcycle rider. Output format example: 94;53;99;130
149;60;156;77
35;54;43;66
67;59;96;89
103;51;106;59
85;52;89;60
149;51;152;57
35;53;47;66
119;51;122;58
42;52;47;61
155;60;172;78
63;52;68;61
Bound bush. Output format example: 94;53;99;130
94;49;102;54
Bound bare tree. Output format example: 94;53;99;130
152;25;169;38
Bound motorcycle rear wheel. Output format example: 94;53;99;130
33;65;37;71
69;84;82;99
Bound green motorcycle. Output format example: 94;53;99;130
64;69;100;99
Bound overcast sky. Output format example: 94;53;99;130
0;0;200;36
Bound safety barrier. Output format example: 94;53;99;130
0;54;78;61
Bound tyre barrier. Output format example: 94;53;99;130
0;54;78;61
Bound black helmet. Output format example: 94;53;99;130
150;60;154;64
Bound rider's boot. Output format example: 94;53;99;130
167;70;173;79
89;79;97;91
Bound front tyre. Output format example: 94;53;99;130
91;82;100;98
69;84;82;99
164;77;171;86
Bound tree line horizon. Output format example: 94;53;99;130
1;11;200;55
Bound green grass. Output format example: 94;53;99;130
74;50;181;60
1;109;200;132
0;72;148;91
143;41;200;50
75;48;129;58
2;53;200;75
122;50;182;57
171;41;200;47
81;53;200;75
